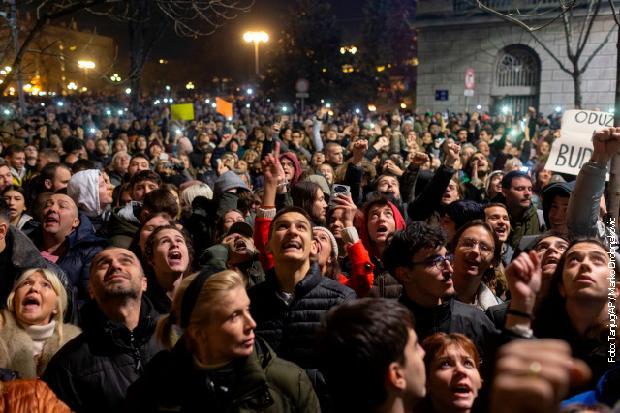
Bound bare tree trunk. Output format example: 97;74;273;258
573;67;583;109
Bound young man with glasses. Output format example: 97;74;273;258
383;221;499;359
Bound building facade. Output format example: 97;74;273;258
414;0;618;116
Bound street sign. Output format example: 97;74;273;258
465;68;475;90
435;90;449;101
295;92;309;98
295;78;309;93
464;89;474;97
545;109;611;178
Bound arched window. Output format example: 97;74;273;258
497;46;540;87
492;45;541;116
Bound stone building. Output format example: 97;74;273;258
414;0;618;116
2;20;115;95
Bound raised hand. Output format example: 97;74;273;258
332;193;357;228
444;141;461;168
351;139;368;163
506;250;542;317
491;340;591;413
591;127;620;164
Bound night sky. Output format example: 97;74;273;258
71;0;365;84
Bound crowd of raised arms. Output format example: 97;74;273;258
0;94;617;413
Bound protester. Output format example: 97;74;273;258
420;333;482;413
2;185;33;230
382;221;499;359
30;194;107;304
0;268;81;378
43;248;162;413
317;298;427;413
143;225;193;314
125;270;320;412
450;220;502;310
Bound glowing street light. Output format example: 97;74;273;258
110;73;121;82
185;81;195;90
77;60;96;70
243;31;269;77
125;88;132;95
67;81;78;90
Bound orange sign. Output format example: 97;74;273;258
216;97;233;119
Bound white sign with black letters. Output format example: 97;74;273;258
545;109;612;178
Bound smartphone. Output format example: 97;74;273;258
332;184;351;196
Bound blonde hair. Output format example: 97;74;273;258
156;270;246;350
7;268;68;340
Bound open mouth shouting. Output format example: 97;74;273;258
450;382;474;399
167;249;185;268
374;224;390;240
44;213;60;228
281;239;303;255
21;294;41;312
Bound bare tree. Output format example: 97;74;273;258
88;0;254;112
475;0;615;109
0;0;108;114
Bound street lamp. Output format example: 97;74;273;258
243;31;269;77
77;60;96;70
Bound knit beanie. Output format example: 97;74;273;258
313;226;338;259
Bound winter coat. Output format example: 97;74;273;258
107;202;141;249
398;295;500;363
248;262;356;370
0;310;81;378
125;336;320;413
31;214;107;305
508;204;544;251
0;379;72;413
42;297;163;413
0;227;74;320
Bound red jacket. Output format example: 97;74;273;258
254;213;374;296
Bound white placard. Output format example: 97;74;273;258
545;109;612;178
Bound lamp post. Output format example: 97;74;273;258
243;31;269;77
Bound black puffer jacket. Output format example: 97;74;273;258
42;297;162;413
125;336;320;413
248;262;356;370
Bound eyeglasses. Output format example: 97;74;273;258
410;254;453;271
458;238;494;255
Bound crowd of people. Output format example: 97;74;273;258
0;94;617;413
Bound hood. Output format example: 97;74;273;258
67;169;102;218
542;181;574;228
214;170;249;195
279;152;302;185
355;200;406;259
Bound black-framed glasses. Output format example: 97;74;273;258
410;253;453;271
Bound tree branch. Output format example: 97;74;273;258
578;22;616;74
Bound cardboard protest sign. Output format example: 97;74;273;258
545;109;612;178
216;97;233;119
170;103;195;121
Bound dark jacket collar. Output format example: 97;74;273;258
265;261;322;298
80;296;158;350
398;294;452;328
168;336;274;410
